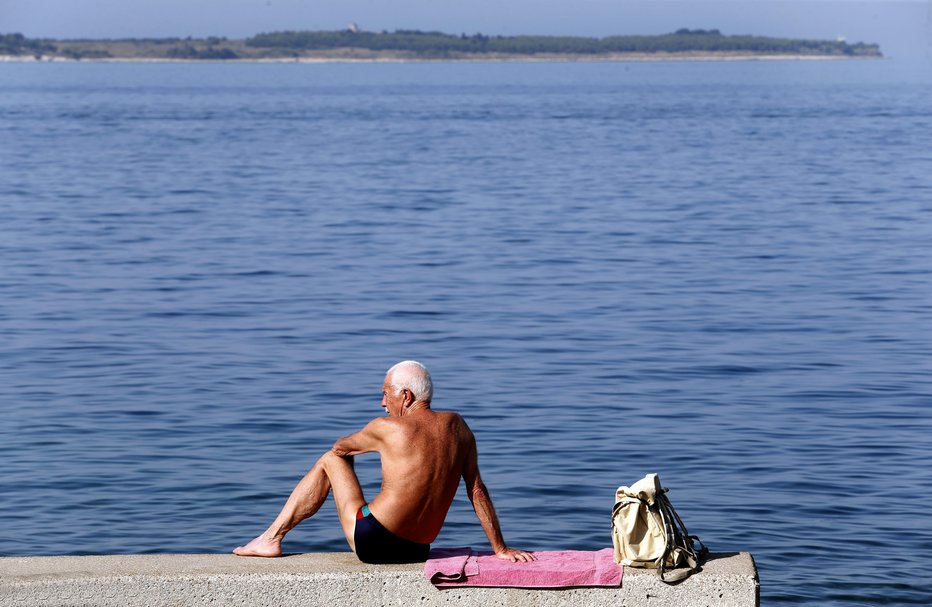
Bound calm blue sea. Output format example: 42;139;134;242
1;58;931;605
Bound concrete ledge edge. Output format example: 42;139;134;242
1;551;759;607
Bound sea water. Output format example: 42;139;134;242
1;59;931;606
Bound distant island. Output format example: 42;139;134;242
1;29;882;62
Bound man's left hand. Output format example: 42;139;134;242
495;547;536;562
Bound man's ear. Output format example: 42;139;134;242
402;388;414;407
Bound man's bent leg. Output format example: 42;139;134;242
233;451;365;557
320;452;368;552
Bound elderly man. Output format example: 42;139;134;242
233;361;533;564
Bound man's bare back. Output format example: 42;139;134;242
233;361;533;563
336;410;471;543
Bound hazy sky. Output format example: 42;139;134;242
2;0;930;59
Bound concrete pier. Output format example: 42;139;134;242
0;551;758;606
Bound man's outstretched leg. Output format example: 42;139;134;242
233;451;366;557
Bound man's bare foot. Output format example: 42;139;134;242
233;534;282;557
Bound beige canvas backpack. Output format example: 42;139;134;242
611;473;707;583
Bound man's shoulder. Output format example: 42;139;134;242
370;410;468;433
366;416;397;430
432;409;464;420
431;410;470;428
366;415;417;432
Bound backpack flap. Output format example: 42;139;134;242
614;472;663;505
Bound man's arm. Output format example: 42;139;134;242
462;429;534;562
331;418;390;457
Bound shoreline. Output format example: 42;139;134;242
0;52;883;64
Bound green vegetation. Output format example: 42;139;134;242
245;28;882;57
0;28;882;61
166;45;239;60
58;48;113;60
0;32;56;57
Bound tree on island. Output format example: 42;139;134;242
0;32;56;57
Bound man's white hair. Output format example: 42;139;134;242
386;360;433;403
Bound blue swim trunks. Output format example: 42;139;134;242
354;504;430;564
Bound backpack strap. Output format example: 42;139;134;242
655;492;707;584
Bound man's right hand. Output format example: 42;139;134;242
495;547;536;562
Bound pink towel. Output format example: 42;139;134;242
424;547;622;588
